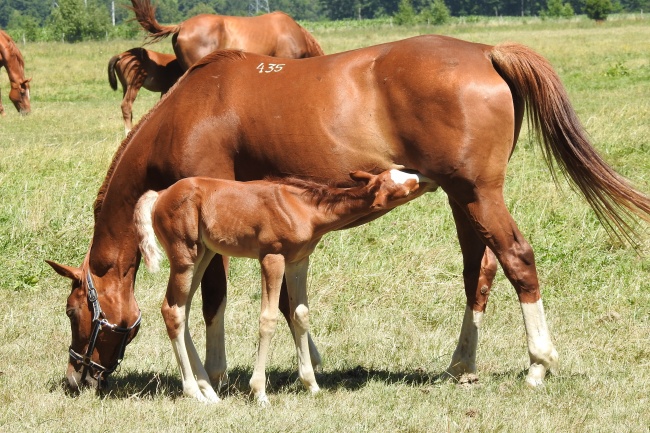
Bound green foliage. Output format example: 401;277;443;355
421;0;451;24
584;0;613;20
393;0;417;24
49;0;110;42
542;0;575;18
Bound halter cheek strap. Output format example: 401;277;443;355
69;271;142;384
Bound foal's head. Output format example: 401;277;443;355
350;169;434;210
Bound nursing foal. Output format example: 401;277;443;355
134;169;433;405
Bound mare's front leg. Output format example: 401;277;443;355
250;254;285;407
285;257;320;394
162;248;220;403
446;199;498;379
449;190;558;387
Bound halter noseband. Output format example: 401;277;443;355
68;271;142;384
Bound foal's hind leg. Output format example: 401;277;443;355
285;257;320;395
451;190;558;387
162;248;220;403
280;278;322;369
121;84;140;134
446;199;498;380
201;255;229;389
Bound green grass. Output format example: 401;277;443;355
1;16;649;433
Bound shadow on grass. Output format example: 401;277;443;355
49;365;574;400
48;365;457;400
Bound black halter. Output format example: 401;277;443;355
68;271;142;384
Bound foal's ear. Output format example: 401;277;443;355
45;260;82;282
349;170;374;183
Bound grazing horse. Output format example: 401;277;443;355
108;47;183;134
134;169;433;405
129;0;324;70
0;30;30;116
46;35;650;398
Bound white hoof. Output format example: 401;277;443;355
525;364;547;388
257;394;271;408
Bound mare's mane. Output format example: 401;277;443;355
93;49;248;219
0;31;25;68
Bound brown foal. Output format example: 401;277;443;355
134;169;434;405
108;47;183;134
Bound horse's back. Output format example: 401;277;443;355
142;35;516;187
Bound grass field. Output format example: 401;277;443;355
1;15;649;432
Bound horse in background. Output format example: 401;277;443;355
128;0;324;70
108;47;183;134
0;30;30;116
134;169;434;405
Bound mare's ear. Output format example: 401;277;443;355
349;171;374;183
45;260;82;282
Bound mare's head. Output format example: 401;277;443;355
350;169;435;210
45;259;141;391
0;32;31;115
9;77;31;115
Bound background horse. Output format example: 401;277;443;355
134;169;432;405
108;47;183;134
0;30;30;116
46;35;650;396
129;0;324;70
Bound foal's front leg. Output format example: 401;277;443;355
250;254;285;407
285;257;320;394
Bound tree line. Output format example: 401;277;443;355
1;0;647;41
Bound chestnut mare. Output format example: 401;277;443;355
134;169;433;405
129;0;324;70
47;36;650;399
0;30;30;116
108;47;183;134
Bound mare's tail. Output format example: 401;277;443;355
108;54;120;91
490;43;650;244
299;26;325;57
128;0;180;43
134;190;163;272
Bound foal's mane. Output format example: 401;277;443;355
93;49;248;219
268;176;369;210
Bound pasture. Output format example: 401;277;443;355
1;15;649;432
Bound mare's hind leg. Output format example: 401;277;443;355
446;199;498;379
201;255;229;388
451;190;558;387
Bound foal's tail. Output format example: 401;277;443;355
108;54;120;91
299;26;325;57
128;0;180;43
491;43;650;244
134;190;163;272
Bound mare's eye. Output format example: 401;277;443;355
66;308;77;319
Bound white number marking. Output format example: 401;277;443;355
256;63;285;74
